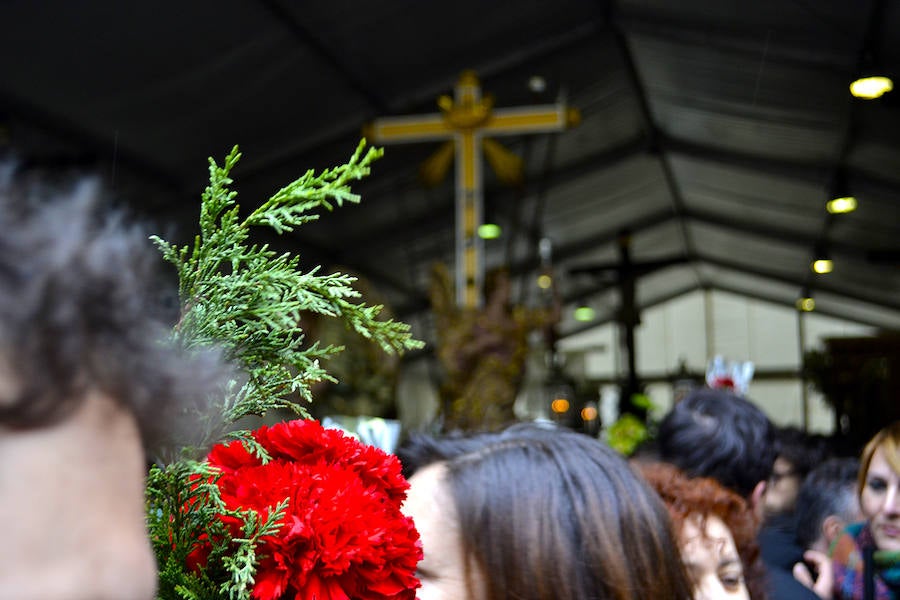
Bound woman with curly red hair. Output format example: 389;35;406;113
639;461;768;600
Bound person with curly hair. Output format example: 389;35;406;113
654;388;819;599
639;461;769;600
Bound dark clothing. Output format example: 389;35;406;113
766;566;820;600
759;513;805;571
760;514;819;600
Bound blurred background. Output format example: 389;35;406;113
3;0;898;449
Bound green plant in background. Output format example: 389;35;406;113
605;392;655;456
146;140;423;600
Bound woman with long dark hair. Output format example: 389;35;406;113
398;424;694;600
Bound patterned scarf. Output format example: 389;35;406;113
831;522;900;600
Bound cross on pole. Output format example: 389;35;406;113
365;70;579;308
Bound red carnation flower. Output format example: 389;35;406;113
193;419;421;600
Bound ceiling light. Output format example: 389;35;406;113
850;76;893;99
811;245;833;274
573;306;595;322
796;296;816;312
811;259;833;274
477;223;501;239
528;75;546;94
796;286;815;312
826;196;857;214
827;170;857;214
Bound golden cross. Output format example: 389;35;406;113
365;70;579;308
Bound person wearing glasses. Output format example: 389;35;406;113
759;427;833;581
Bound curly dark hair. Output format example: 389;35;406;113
639;461;768;600
0;163;232;453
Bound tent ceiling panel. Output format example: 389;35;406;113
698;264;900;330
686;222;809;276
628;220;690;260
619;0;869;46
541;155;672;243
670;155;828;237
2;0;898;351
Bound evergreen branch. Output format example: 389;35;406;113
248;141;383;231
219;499;288;600
151;139;421;430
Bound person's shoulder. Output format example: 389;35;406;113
830;521;867;556
759;516;804;571
765;565;821;600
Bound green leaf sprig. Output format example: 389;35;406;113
151;140;422;429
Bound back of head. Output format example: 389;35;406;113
764;426;834;517
773;426;833;480
0;163;230;451
657;388;776;498
794;457;861;551
399;424;694;600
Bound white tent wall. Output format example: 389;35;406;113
557;289;876;433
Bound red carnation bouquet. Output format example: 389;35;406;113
187;419;421;600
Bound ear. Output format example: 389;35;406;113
750;480;767;518
822;515;846;545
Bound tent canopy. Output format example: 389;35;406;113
3;0;899;341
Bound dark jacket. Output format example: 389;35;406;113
759;514;819;600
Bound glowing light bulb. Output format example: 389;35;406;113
573;306;595;322
812;259;833;274
477;224;501;239
528;75;547;93
850;76;893;99
796;297;816;312
826;196;857;214
551;398;570;413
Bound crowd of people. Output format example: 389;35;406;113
398;393;900;600
2;163;898;600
